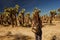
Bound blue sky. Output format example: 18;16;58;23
0;0;60;15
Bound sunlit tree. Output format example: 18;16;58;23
57;8;60;16
3;4;20;27
50;10;56;24
20;9;25;26
24;12;31;27
58;8;60;12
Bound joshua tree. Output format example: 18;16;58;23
3;4;20;27
24;12;31;27
18;14;22;26
13;4;20;26
2;12;10;25
58;8;60;12
20;9;25;26
18;9;25;26
50;10;56;24
0;12;3;25
32;8;42;40
57;8;60;18
42;14;49;23
25;12;30;22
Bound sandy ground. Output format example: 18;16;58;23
0;21;60;40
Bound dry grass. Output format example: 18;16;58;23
0;21;60;40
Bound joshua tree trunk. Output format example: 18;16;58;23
15;15;17;26
22;13;24;25
23;13;24;24
50;16;53;24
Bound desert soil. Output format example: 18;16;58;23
0;21;60;40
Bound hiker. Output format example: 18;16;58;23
31;8;42;40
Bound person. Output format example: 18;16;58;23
31;8;42;40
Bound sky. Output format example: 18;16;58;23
0;0;60;15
